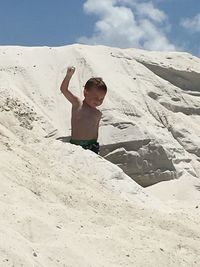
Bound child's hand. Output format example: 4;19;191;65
66;66;75;77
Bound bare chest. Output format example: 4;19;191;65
71;106;101;129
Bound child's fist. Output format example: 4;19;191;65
67;66;75;77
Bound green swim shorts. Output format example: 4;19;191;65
70;139;100;154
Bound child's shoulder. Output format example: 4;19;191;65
72;100;83;110
95;108;102;118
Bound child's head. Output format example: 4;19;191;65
84;77;107;108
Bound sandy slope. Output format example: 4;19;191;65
0;138;200;267
0;44;200;266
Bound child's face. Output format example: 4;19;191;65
84;86;106;108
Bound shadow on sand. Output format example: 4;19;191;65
56;136;71;143
195;185;200;192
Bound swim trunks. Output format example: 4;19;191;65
70;139;100;154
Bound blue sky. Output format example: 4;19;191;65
0;0;199;56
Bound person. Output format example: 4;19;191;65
60;66;107;154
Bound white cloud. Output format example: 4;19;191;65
121;0;167;23
78;0;176;51
181;13;200;33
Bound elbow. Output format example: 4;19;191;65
60;85;64;94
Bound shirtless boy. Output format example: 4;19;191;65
60;66;107;154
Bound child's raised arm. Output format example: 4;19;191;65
60;67;81;107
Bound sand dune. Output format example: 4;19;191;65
0;44;200;266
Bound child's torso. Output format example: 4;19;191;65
71;103;101;140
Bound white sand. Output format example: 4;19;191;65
0;44;200;266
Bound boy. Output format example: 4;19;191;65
60;66;107;154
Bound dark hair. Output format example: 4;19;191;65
84;77;107;93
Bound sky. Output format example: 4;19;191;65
0;0;199;57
